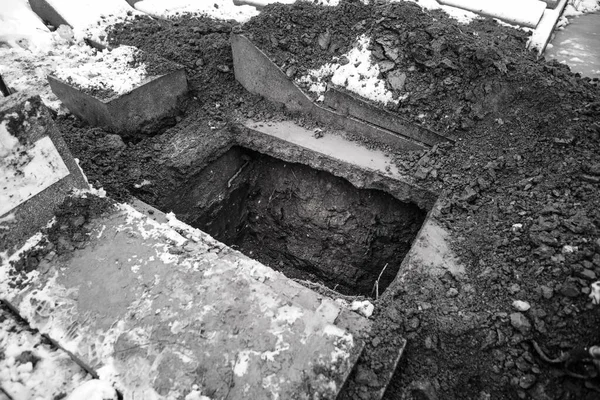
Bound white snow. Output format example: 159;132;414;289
0;313;91;400
0;133;70;216
233;350;253;377
350;300;374;318
564;0;600;17
53;45;148;96
512;300;531;312
65;380;118;400
133;0;260;22
297;34;398;105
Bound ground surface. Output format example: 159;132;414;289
51;1;600;399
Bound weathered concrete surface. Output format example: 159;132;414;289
48;55;188;134
0;91;89;255
545;12;600;79
527;0;569;55
386;202;465;291
323;86;454;146
2;200;369;399
231;34;427;153
235;120;437;211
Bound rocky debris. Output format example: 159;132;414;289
387;70;406;92
559;282;580;298
512;300;531;312
510;312;532;334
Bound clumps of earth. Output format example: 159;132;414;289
9;195;115;289
45;1;600;399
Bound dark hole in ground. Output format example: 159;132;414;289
171;146;427;296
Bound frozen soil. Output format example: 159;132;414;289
51;1;600;399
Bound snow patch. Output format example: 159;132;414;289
133;0;260;22
297;34;397;105
564;0;600;17
53;46;148;97
65;380;118;400
0;135;70;216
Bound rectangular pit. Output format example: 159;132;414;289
170;146;428;297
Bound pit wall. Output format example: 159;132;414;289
174;147;426;295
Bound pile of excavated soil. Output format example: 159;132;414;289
52;1;600;399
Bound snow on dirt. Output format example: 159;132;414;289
297;34;398;105
0;33;147;111
0;0;146;111
52;45;148;97
38;0;140;43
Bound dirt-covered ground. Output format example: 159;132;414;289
53;1;600;399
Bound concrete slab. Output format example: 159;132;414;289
545;12;600;79
528;0;569;55
323;86;454;146
244;119;403;179
1;198;369;399
0;91;89;255
48;49;188;134
438;0;546;27
231;34;427;153
236;120;438;211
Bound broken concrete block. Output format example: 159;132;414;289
0;91;89;255
2;201;369;399
48;47;188;135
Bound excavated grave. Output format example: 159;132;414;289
1;94;376;400
170;145;427;297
